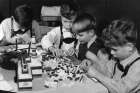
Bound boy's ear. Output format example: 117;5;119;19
125;43;134;51
89;29;95;35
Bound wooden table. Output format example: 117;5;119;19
0;67;108;93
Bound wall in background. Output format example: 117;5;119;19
0;0;140;23
0;0;43;21
0;0;140;32
0;0;140;49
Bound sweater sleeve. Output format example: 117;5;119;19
41;27;60;50
0;25;4;41
89;59;140;93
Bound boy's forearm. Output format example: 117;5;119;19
95;73;119;93
92;71;126;93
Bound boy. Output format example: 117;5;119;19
0;4;41;47
41;0;79;56
86;19;140;93
72;12;104;64
0;4;41;69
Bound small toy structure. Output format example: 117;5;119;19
17;52;32;90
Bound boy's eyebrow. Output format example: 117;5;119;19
77;33;82;36
77;25;94;33
63;20;73;22
110;47;117;51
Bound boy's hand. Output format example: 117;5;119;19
80;59;92;72
86;66;99;78
48;47;64;56
16;37;26;44
65;47;75;56
54;49;64;56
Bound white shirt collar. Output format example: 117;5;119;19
62;28;71;32
87;35;97;48
120;49;140;68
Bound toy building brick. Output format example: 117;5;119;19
28;57;43;76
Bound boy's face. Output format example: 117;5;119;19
110;44;133;61
61;16;75;30
77;30;94;44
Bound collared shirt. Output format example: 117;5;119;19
76;35;97;50
76;35;103;61
112;50;140;93
0;25;4;41
41;26;74;51
87;35;97;48
0;17;41;44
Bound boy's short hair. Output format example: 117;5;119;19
99;47;112;60
72;12;96;34
102;18;138;47
60;0;79;20
14;4;33;28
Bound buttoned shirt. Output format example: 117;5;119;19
0;25;4;41
41;26;74;51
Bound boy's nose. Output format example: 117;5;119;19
76;35;80;40
68;23;72;27
111;50;115;55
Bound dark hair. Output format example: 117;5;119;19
99;47;113;60
14;4;33;29
43;0;61;6
72;12;96;34
102;18;138;47
60;0;79;20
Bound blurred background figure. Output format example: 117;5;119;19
0;4;41;46
41;0;61;27
41;0;80;57
0;4;41;70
